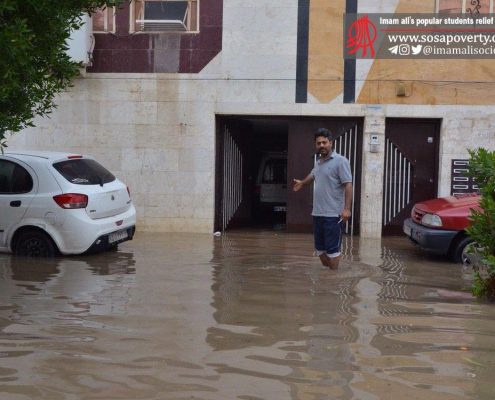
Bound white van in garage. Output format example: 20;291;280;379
254;152;287;211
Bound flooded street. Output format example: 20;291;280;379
0;231;494;399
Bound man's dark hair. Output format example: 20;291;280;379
314;128;332;141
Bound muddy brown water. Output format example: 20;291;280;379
0;231;494;400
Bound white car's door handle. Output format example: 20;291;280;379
10;200;21;207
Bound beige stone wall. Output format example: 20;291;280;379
8;76;218;233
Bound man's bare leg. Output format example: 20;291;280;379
327;255;341;270
319;254;341;270
319;253;341;270
319;254;331;267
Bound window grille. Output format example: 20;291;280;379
131;0;199;33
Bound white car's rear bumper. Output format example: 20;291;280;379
50;205;137;254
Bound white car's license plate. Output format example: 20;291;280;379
108;229;128;244
403;224;412;237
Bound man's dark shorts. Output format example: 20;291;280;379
313;216;343;258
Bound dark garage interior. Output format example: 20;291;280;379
215;116;363;235
215;118;289;230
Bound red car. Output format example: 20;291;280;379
403;193;480;263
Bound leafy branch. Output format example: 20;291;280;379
466;148;495;300
0;1;122;147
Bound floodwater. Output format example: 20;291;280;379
0;231;494;400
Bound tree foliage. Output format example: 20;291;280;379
466;148;495;300
0;0;120;148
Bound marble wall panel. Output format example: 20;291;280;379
141;217;212;233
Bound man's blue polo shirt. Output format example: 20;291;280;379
310;151;353;217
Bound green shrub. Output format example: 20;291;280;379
466;148;495;301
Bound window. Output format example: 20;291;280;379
262;159;287;184
0;160;33;194
130;0;199;33
53;160;115;186
92;6;116;33
437;0;493;14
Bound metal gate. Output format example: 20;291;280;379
382;119;440;235
334;124;359;235
220;126;243;231
382;139;413;228
215;120;252;232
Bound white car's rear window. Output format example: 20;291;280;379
53;159;115;185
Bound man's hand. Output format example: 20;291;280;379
341;182;353;222
293;174;314;192
293;179;303;192
340;208;351;222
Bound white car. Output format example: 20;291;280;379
0;151;136;256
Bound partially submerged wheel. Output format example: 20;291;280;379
450;236;474;264
14;231;56;257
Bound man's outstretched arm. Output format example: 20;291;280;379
293;174;314;192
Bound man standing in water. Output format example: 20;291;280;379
293;128;353;270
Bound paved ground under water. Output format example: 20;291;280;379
0;231;494;400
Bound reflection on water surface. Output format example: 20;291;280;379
0;232;493;399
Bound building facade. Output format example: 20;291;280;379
8;0;495;237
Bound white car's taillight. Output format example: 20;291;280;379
53;193;88;209
421;213;443;227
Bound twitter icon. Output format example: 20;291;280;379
411;45;423;55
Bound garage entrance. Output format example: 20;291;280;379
215;116;363;234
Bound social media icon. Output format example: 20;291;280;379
411;45;422;55
398;44;410;55
388;45;399;54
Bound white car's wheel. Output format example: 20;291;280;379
14;231;56;257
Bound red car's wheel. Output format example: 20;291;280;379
450;236;474;264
